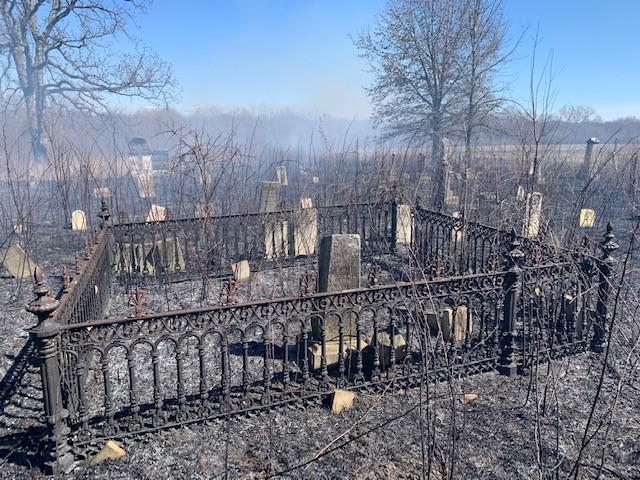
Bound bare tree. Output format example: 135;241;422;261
0;0;177;163
354;0;511;208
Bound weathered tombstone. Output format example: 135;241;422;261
136;172;157;198
145;204;166;223
114;238;185;275
300;197;313;209
579;208;596;228
426;305;471;342
317;234;361;293
1;245;37;279
194;203;215;218
312;176;320;184
13;223;25;235
264;220;289;260
276;166;288;185
71;210;87;231
294;208;318;256
259;181;281;213
523;192;543;238
231;260;250;283
516;185;525;201
93;187;110;198
395;204;413;245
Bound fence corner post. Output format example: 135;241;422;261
591;222;618;353
499;229;524;377
26;267;74;475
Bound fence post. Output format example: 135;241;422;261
26;267;74;475
390;199;398;253
499;229;524;376
591;222;618;353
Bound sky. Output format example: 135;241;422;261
127;0;640;121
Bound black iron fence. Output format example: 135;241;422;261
25;201;618;475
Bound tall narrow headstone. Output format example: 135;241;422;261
294;208;318;256
259;181;281;213
276;166;288;185
523;192;543;238
395;204;413;245
579;208;596;228
318;234;361;293
71;210;87;231
264;220;289;260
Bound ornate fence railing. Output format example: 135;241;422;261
110;202;396;287
25;200;618;475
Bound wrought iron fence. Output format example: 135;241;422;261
25;201;618;475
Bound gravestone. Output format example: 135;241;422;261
13;223;25;234
264;220;289;260
259;181;281;213
2;245;37;279
300;197;313;209
146;204;166;223
71;210;87;231
579;208;595;228
426;306;472;342
231;260;250;283
312;176;320;184
318;234;361;293
114;238;185;275
93;187;110;198
395;204;413;245
276;166;288;185
294;208;317;257
311;234;361;343
194;203;215;218
136;172;156;198
523;192;543;238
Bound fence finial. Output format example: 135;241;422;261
26;266;59;325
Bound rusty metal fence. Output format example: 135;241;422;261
25;201;617;474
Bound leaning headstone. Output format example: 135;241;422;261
145;204;166;223
1;245;37;279
71;210;87;231
395;204;413;245
194;203;215;218
579;208;596;228
231;260;250;283
259;181;281;213
294;208;317;256
276;166;288;185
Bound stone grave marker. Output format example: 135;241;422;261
294;208;317;256
1;244;37;279
395;204;413;245
71;210;87;231
136;172;156;198
523;192;543;238
93;187;110;198
259;181;281;213
579;208;595;228
231;260;250;283
312;176;320;184
300;197;313;209
276;166;288;185
13;223;25;234
264;220;289;260
145;204;166;223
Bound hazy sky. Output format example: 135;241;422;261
129;0;640;121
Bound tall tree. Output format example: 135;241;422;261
0;0;176;163
355;0;511;208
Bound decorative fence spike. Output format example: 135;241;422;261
62;266;70;294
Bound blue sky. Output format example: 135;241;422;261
129;0;640;121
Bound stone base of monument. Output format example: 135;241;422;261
306;337;367;371
426;306;471;343
362;330;407;369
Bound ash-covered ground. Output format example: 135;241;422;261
0;226;638;479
